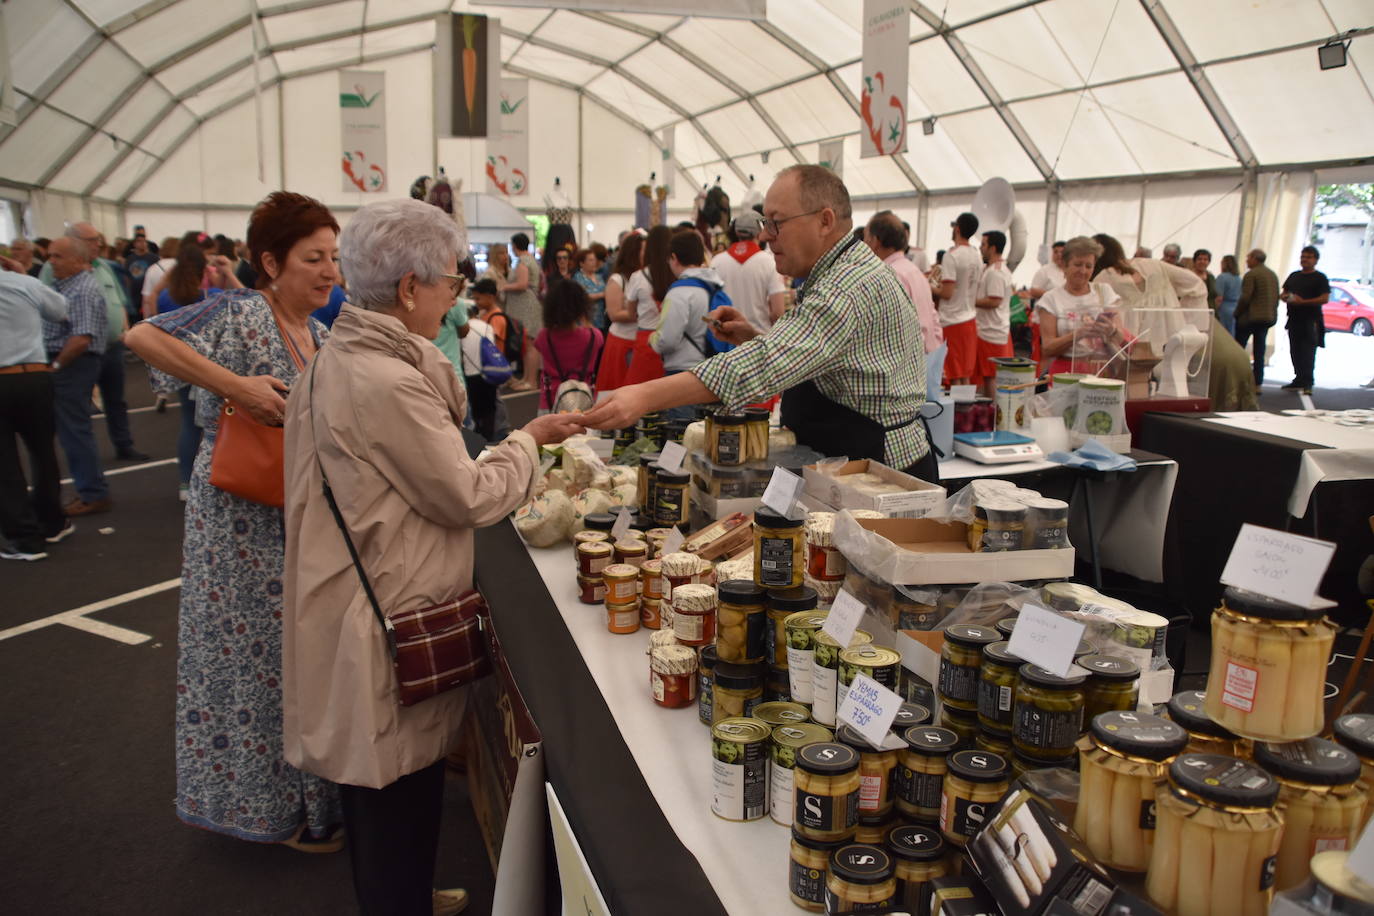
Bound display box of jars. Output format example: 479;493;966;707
802;458;946;519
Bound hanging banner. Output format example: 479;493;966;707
339;70;387;192
0;6;17;127
485;78;530;197
818;139;844;179
659;124;675;197
434;13;501;138
859;0;909;159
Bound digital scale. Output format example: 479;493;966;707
952;431;1045;465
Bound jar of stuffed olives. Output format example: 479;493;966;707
1080;654;1141;721
1166;689;1248;757
716;579;766;663
938;624;1000;713
1332;714;1374;828
838;726;901;818
767;586;817;669
895;726;959;823
827;844;897;914
772;722;835;827
794;742;862;842
789;827;847;912
754;508;804;589
712;660;765;723
976;640;1022;735
1013;664;1087;759
939;750;1009;847
886;825;951;916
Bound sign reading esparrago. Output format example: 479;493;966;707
859;0;909;159
340;70;387;192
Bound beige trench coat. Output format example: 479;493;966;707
282;304;539;789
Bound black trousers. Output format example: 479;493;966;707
1234;320;1274;385
339;760;446;916
0;370;64;552
1287;310;1323;388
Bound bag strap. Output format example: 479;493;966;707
670;278;714;359
269;306;309;372
307;361;397;659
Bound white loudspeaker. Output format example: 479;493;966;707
971;177;1028;272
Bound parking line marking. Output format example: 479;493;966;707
0;578;180;644
93;402;181;419
61;457;177;486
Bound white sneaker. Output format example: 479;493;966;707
432;889;469;916
178;484;189;502
1;545;47;561
45;521;76;544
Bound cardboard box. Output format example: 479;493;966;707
835;516;1075;586
803;458;946;518
929;875;1000;916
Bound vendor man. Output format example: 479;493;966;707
583;164;935;482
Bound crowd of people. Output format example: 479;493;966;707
0;164;1337;915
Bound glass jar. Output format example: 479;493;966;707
605;601;639;635
711;660;765;723
716;579;767;663
576;574;605;605
576;540;613;577
754;508;804;589
1271;851;1374;916
1254;737;1367;891
709;411;747;466
1026;497;1070;549
784;610;829;705
639;597;662;629
1167;689;1248;757
939;705;980;751
767;586;816;669
892;703;932;732
895;726;959;823
1204;586;1338;742
650;645;697;709
697;645;718;727
708;467;749;499
894;586;941;631
975;729;1012;757
659;551;706;601
637;452;661;517
1074;710;1188;872
639;558;664;602
710;717;770;822
1080;654;1141;722
827;844;897;914
744;406;770;462
838;644;902;711
804;511;846;582
772;722;835;826
612;538;648;568
572;529;609;561
939;750;1009;847
938;624;1000;713
969;498;1026;552
886;825;951;916
1013;663;1087;759
1011;748;1076;779
811;628;874;728
1144;754;1283;916
794;742;862;842
1333;713;1374;829
789;827;846;912
855;811;897;846
601;563;639;605
995;615;1018;639
653;469;691;528
976;640;1022;735
838;726;901;818
583;511;615;534
670;583;716;647
767;664;790;702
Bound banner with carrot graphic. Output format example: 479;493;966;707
485;79;530;197
339;69;387;192
859;0;909;159
448;13;490;138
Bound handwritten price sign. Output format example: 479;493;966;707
1220;524;1335;609
1007;602;1085;677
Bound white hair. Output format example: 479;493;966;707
339;199;466;310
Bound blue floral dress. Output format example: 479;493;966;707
148;289;341;842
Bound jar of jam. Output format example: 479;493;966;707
887;825;951;916
976;640;1022;735
839;725;900;817
1166;689;1248;757
572;529;609;562
712;660;765;722
939;750;1009;847
716;579;767;663
654;469;691;528
754;508;804;589
1074;710;1188;872
804;512;846;582
660;551;706;600
650;644;697;708
895;726;959;823
606;601;639;634
1080;654;1141;721
794;742;861;842
698;645;718;726
768;586;817;668
1014;664;1087;759
827;844;897;912
601;563;639;605
639;597;662;629
639;558;664;602
789;826;846;912
1205;586;1339;742
1333;714;1374;828
709;411;747;466
612;538;648;569
744;406;770;462
637;452;661;517
938;624;1000;713
671;583;716;647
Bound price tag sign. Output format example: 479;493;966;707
610;508;633;542
837;673;902;750
1007;601;1086;678
761;466;804;518
661;526;685;556
821;589;866;650
1220;523;1336;609
658;440;687;476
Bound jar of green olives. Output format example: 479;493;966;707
937;624;1000;713
976;640;1021;735
1079;654;1141;722
1013;663;1087;759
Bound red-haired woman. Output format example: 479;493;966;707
125;191;344;852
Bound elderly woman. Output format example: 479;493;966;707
124;191;343;850
1036;236;1125;376
282;199;583;915
1092;234;1258;410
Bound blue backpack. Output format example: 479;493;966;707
670;276;735;355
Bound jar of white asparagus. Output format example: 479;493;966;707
1253;737;1367;892
1166;689;1249;757
1074;710;1188;872
1203;587;1337;742
1144;754;1283;916
1332;713;1374;829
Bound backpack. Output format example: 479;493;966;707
702;185;731;228
450;314;513;386
669;277;735;355
541;329;599;412
487;308;527;367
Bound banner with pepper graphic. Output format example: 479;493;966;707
860;0;909;159
485;79;530;198
339;70;387;192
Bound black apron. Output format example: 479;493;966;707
779;236;938;483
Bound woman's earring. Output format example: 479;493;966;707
404;299;415;312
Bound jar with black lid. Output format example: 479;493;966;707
895;726;959;822
1013;663;1087;759
1080;654;1141;721
709;411;748;466
697;645;718;726
583;512;616;533
939;750;1009;846
637;452;661;517
827;844;897;913
789;827;847;912
653;469;691;528
937;624;1000;712
886;825;951;916
794;742;861;842
995;616;1017;639
754;508;804;589
716;579;767;663
976;640;1021;735
712;659;765;723
1166;689;1247;757
1333;713;1374;828
766;585;817;668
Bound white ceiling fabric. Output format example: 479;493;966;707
1;0;1371;208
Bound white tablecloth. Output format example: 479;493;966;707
1200;413;1374;518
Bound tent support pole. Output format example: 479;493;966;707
1236;168;1257;257
917;194;929;251
577;92;585;243
1137;180;1148;250
1044;182;1060;251
277;83;286;189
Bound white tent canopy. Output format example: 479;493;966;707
3;0;1372;279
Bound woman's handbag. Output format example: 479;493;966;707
207;310;308;507
307;359;492;706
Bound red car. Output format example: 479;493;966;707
1324;281;1374;336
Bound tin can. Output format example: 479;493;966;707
576;574;605;605
754;701;810;728
784;611;829;705
812;628;874;728
577;541;613;576
768;586;818;668
606;601;640;635
837;644;903;711
771;722;835;826
711;717;771;821
602;563;639;604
